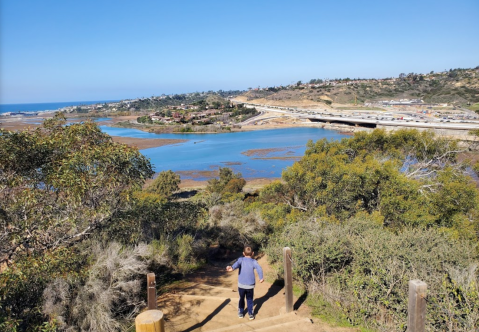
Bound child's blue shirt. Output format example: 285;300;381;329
231;257;263;289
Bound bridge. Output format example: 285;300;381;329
244;104;479;133
303;114;479;131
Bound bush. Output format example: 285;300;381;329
269;129;478;239
137;115;153;124
42;242;161;332
206;167;245;196
265;217;478;331
171;234;205;274
0;248;88;331
222;178;246;194
209;201;267;249
146;170;181;197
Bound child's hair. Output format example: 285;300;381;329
243;246;253;257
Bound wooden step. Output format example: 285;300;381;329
168;294;234;301
166;283;238;299
205;312;306;332
254;318;313;332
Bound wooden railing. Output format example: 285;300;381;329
135;273;165;332
134;249;428;332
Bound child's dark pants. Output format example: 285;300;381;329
238;287;254;316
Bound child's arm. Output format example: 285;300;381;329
254;261;264;283
226;258;241;272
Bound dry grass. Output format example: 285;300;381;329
209;201;266;248
43;242;168;332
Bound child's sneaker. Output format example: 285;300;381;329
249;314;255;320
238;313;244;319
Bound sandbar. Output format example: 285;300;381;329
111;136;187;149
242;146;302;157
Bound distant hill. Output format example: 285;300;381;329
236;67;479;111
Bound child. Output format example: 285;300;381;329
226;246;264;320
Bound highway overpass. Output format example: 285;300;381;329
248;105;479;132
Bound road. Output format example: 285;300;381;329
239;103;479;131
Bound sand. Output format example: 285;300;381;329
111;136;187;149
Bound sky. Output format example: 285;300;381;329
1;0;478;104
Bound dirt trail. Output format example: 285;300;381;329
157;254;358;332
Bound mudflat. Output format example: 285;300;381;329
111;136;187;149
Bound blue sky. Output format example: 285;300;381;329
1;0;478;104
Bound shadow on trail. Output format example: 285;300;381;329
294;291;308;310
182;298;231;332
253;280;283;315
160;295;205;329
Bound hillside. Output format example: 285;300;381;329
236;67;479;110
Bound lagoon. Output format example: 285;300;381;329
100;126;347;180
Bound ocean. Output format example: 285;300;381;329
0;100;120;115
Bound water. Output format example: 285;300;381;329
67;117;113;123
100;126;347;179
0;100;120;114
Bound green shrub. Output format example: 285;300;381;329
208;200;267;249
206;167;245;196
173;234;204;274
267;129;478;239
146;170;181;197
222;178;246;194
265;217;478;330
137;115;153;124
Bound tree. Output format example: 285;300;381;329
206;167;245;194
263;129;478;235
0;113;154;265
0;113;155;330
137;115;153;124
146;170;181;197
222;178;246;194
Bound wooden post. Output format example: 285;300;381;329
147;273;157;310
283;247;293;313
407;279;427;332
135;310;165;332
